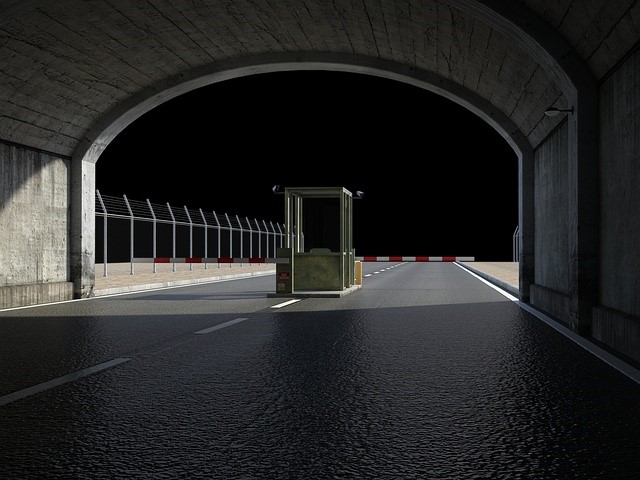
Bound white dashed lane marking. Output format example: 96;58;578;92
271;299;302;309
195;317;249;334
0;358;131;407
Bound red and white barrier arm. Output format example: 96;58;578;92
131;256;473;264
132;257;289;264
356;256;474;262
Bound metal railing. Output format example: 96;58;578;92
512;225;520;263
96;190;286;276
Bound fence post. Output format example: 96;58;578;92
200;209;208;269
256;220;268;259
254;219;262;259
147;199;157;273
213;211;221;268
246;216;253;263
236;214;243;266
167;203;176;272
96;190;108;277
271;222;278;257
276;223;283;249
123;194;135;275
225;213;232;267
185;206;194;271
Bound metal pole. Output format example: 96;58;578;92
270;221;276;257
147;199;157;273
200;209;208;269
96;190;108;277
276;223;283;249
295;195;303;253
236;214;243;266
225;213;232;267
246;216;253;262
167;203;176;272
284;191;291;249
214;211;221;268
256;220;269;258
255;219;262;259
185;206;193;271
123;194;134;275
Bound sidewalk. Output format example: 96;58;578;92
94;261;520;297
93;262;276;296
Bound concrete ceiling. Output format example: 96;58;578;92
1;0;638;159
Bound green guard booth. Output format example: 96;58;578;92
273;187;359;297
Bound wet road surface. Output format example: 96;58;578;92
1;262;640;479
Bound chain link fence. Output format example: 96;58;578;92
96;190;286;276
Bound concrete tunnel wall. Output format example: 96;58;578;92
527;44;640;362
531;122;572;325
0;141;74;307
591;46;640;361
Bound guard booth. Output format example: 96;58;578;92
273;187;360;297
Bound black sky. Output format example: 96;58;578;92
96;70;518;260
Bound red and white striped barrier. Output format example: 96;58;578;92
132;257;289;264
356;256;474;262
131;256;474;264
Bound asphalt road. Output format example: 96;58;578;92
1;262;639;479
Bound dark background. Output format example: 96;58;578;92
96;70;518;260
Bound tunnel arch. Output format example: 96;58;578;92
61;2;599;314
75;53;532;166
72;52;536;301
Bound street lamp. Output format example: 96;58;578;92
544;106;574;117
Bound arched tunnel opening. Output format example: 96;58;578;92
95;70;518;263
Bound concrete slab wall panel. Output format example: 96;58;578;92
594;45;640;361
534;122;571;293
0;141;73;307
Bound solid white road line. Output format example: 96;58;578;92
454;262;640;385
453;263;518;302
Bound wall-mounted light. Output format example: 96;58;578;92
544;106;574;117
272;184;281;194
355;190;365;199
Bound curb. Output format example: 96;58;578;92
456;262;520;298
93;269;276;296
